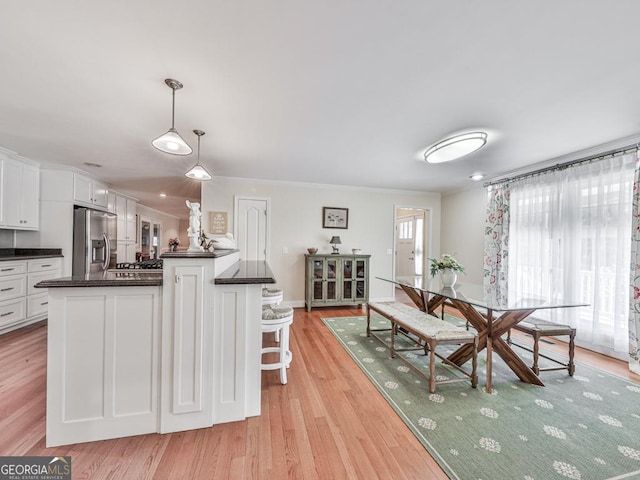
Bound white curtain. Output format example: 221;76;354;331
508;153;636;359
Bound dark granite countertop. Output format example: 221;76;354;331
35;270;163;288
0;248;63;261
215;260;276;285
160;249;239;259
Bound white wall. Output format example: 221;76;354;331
201;177;442;305
440;186;486;284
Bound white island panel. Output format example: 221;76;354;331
47;286;161;447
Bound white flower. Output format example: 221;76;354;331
384;381;399;390
626;385;640;393
618;445;640;460
449;449;459;456
428;393;445;403
574;375;590;382
455;415;463;421
552;461;581;479
582;392;603;401
347;340;357;345
375;346;386;352
598;415;622;427
418;417;437;430
519;435;528;441
435;375;449;381
478;437;501;453
535;399;554;409
543;425;566;439
594;458;606;465
362;357;375;364
396;366;410;373
480;407;499;419
564;397;574;402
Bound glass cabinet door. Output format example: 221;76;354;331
342;259;353;300
354;259;367;300
326;259;337;300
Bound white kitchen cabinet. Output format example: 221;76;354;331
73;173;108;209
0;157;40;230
115;193;137;263
0;257;60;334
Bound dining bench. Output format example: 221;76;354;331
367;301;478;393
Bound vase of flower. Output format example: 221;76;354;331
439;268;457;287
429;253;465;287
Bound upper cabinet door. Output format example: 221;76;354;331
0;158;40;230
73;173;108;209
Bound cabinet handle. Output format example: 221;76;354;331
41;301;48;306
1;287;14;292
40;264;52;268
1;311;14;317
1;268;15;272
175;275;180;284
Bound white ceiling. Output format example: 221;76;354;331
2;1;640;218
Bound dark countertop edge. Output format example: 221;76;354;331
0;248;63;261
215;260;276;285
36;277;163;288
161;249;239;259
304;253;371;257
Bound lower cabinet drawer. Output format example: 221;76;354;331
0;275;27;302
28;293;49;318
28;269;61;295
0;297;26;329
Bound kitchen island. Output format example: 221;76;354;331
37;250;277;447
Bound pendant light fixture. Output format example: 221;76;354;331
424;131;487;163
152;78;193;155
185;129;212;180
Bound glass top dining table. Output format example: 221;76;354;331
377;276;588;392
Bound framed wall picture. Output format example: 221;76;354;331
323;207;349;229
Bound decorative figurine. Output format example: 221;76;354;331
186;200;204;252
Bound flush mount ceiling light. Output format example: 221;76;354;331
185;129;212;181
424;131;488;164
469;172;485;181
151;78;193;155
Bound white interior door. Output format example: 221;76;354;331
235;197;269;261
395;209;427;280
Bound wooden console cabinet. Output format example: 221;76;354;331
304;254;370;311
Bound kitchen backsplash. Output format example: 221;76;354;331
0;229;13;248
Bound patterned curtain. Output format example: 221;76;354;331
629;153;640;374
483;184;510;301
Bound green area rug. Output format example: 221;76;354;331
321;315;640;480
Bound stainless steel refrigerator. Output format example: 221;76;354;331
72;206;117;276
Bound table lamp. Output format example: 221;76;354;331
329;236;342;254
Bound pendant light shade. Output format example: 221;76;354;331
185;130;212;181
424;131;487;164
152;79;193;155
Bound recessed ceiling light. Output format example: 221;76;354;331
83;162;102;168
159;193;167;197
424;131;488;164
469;173;485;181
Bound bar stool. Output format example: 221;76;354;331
262;287;283;306
261;305;294;384
262;287;284;341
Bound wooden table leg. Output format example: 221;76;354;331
445;302;545;392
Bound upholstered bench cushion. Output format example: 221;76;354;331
262;305;293;320
262;287;283;298
369;301;475;342
515;319;574;334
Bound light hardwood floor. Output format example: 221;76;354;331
1;303;638;479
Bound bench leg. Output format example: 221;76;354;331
471;337;478;389
390;322;397;358
428;338;436;393
532;332;541;375
568;330;576;376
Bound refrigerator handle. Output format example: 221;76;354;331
103;232;110;271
